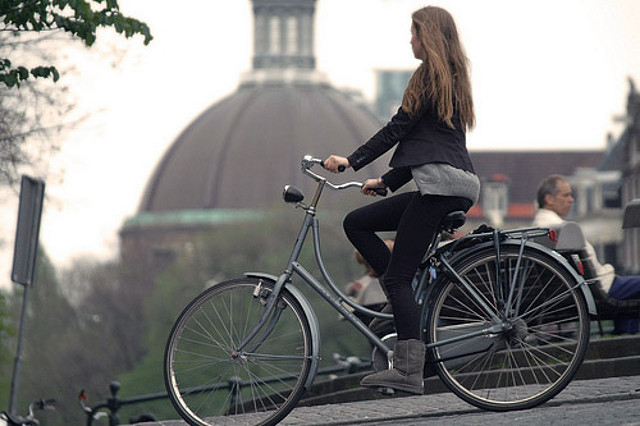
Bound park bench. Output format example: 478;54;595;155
541;199;640;335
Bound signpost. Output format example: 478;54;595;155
8;176;45;415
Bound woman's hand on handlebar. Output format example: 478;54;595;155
323;155;350;173
362;178;387;197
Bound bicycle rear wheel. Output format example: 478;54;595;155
425;245;590;411
164;278;313;426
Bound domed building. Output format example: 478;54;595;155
120;0;389;267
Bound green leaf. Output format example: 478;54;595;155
0;72;19;88
17;66;29;80
30;65;60;82
0;58;12;70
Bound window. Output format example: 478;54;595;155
300;14;311;55
254;14;266;55
269;16;281;54
286;16;298;55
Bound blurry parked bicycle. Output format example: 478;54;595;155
1;399;55;426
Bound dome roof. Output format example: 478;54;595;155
138;79;387;213
134;0;391;217
120;0;392;268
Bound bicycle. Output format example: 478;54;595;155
1;399;56;426
163;155;597;426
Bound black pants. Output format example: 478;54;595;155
343;191;472;340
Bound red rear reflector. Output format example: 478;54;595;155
549;229;558;243
570;254;584;276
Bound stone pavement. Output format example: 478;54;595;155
126;375;640;425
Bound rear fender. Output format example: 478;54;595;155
440;240;597;316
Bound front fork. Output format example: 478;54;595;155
236;276;290;353
243;280;288;353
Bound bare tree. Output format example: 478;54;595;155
0;33;71;186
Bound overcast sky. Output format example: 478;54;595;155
2;0;640;289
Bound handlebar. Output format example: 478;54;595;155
302;155;387;197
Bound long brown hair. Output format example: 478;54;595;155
401;6;475;130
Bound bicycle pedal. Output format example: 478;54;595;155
377;387;395;396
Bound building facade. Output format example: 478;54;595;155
621;79;640;273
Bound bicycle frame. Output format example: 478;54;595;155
236;156;597;389
239;197;396;385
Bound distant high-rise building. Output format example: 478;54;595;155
374;69;412;121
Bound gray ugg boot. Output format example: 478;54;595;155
361;339;425;395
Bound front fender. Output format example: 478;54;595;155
244;272;321;389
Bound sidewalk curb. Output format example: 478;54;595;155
284;378;640;425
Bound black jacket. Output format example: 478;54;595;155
347;103;475;192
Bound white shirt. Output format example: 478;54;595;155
533;208;615;292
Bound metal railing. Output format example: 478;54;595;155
79;354;372;425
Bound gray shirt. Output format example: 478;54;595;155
411;162;480;204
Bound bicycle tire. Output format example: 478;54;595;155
425;245;590;411
164;278;313;426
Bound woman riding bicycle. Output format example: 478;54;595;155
324;5;479;395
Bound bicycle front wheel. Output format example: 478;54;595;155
164;278;313;426
426;245;590;411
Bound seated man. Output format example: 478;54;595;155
344;241;393;323
534;174;640;334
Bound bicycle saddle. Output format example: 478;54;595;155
439;211;466;233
